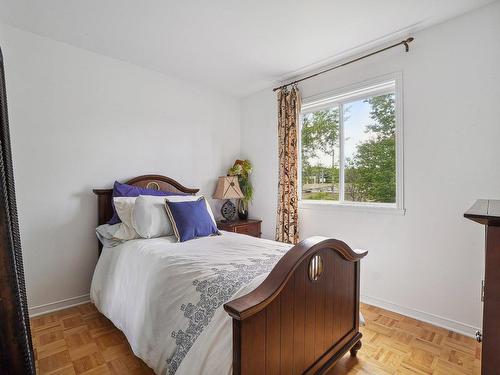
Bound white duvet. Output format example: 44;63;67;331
90;231;292;375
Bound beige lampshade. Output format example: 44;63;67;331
213;176;244;199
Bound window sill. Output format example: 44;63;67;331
299;200;406;215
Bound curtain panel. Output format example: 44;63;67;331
276;86;301;244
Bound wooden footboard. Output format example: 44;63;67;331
224;237;367;375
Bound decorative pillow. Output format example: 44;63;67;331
108;181;185;225
164;197;219;242
112;197;140;240
131;195;217;239
163;195;217;226
132;195;174;239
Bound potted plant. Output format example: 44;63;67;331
228;160;253;220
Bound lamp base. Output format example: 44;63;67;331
221;200;236;221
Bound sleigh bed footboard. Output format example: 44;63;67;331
224;237;367;375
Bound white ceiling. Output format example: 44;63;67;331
0;0;495;96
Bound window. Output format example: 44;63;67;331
299;75;403;211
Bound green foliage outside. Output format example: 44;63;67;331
303;191;338;200
301;93;396;203
301;108;340;196
301;108;339;166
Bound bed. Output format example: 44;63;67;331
91;174;367;375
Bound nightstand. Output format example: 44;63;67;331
217;219;262;238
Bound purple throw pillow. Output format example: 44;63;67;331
107;180;186;225
164;197;219;242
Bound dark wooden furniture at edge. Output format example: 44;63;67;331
464;199;500;375
217;218;262;238
0;46;36;374
93;174;368;374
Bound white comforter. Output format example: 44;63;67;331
90;231;292;375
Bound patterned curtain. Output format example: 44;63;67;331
276;86;301;244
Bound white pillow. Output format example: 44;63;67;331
113;197;140;240
131;195;217;239
96;223;128;247
132;195;174;239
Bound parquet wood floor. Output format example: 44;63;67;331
30;303;481;375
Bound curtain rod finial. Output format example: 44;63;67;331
403;37;414;52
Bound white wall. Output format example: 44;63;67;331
241;2;500;335
0;24;241;315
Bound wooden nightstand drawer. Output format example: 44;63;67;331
234;222;260;236
217;219;262;238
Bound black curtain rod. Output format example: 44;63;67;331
273;37;414;92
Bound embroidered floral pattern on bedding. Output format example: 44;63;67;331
276;86;301;244
166;250;286;374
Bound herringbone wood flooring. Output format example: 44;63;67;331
30;303;481;375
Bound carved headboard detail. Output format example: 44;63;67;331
92;174;199;254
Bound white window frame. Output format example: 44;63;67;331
298;72;405;215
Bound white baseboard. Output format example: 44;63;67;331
361;295;480;338
29;294;90;318
27;293;479;338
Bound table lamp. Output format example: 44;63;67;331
213;176;244;221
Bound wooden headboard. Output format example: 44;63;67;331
92;174;199;253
